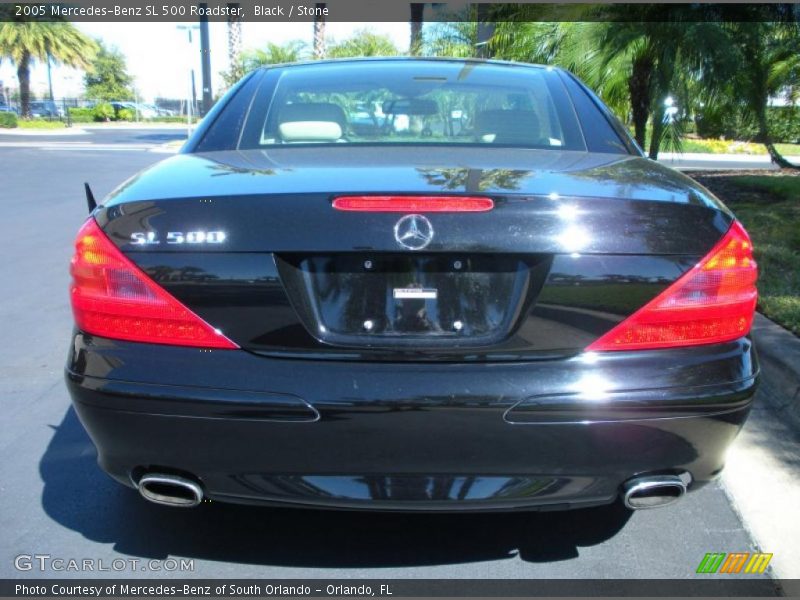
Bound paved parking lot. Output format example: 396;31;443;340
0;129;787;589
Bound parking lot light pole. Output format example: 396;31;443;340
177;24;200;135
199;5;213;115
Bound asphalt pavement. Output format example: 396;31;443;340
0;128;789;589
1;126;797;169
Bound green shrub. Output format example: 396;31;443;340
68;107;95;123
0;111;17;128
696;106;800;143
117;108;134;121
766;107;800;143
93;102;114;121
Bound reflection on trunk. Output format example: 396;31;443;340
277;254;542;348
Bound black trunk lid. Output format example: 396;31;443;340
96;147;732;360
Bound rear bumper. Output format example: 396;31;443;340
66;333;758;511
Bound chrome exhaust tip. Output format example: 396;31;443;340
622;474;688;510
138;473;203;508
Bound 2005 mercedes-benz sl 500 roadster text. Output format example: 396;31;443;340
66;59;758;511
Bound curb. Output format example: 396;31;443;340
659;152;800;164
80;123;196;130
0;127;88;136
752;313;800;431
722;313;800;582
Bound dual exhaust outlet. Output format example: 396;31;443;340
136;471;690;510
138;473;203;508
622;473;690;510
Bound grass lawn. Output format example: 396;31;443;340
634;129;800;156
17;119;66;129
690;172;800;335
678;138;800;156
775;143;800;156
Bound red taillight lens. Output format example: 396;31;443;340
69;219;237;349
586;221;757;352
332;195;494;212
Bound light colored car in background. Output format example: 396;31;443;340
134;103;159;119
29;100;64;118
110;102;159;119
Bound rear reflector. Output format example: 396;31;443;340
333;195;494;212
586;221;757;352
69;219;237;349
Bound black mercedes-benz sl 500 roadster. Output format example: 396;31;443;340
66;58;758;511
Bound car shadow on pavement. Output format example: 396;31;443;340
41;408;632;568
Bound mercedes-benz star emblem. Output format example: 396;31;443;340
394;214;434;250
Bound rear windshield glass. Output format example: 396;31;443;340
239;61;587;151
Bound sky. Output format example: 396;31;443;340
0;22;411;103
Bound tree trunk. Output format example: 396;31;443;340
648;104;664;160
410;3;424;56
475;4;495;58
757;106;798;169
313;3;327;60
226;3;243;81
17;52;32;119
628;55;653;151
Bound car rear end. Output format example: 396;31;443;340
65;59;758;511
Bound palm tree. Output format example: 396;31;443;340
491;22;556;63
410;3;425;56
488;6;740;159
0;21;97;118
327;30;399;58
313;3;327;59
566;7;732;158
474;4;495;58
488;20;640;127
241;41;308;69
226;3;244;81
423;20;478;58
725;20;800;168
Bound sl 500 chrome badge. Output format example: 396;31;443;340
130;231;227;245
394;214;434;250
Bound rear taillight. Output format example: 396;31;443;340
586;221;757;352
333;195;494;212
69;219;237;349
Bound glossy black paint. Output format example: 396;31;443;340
67;333;757;510
97;149;731;256
67;59;757;510
129;251;694;359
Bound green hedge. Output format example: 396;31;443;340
696;106;800;142
68;107;95;123
0;111;17;128
766;107;800;142
68;107;188;124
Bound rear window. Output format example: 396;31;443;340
238;61;587;151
